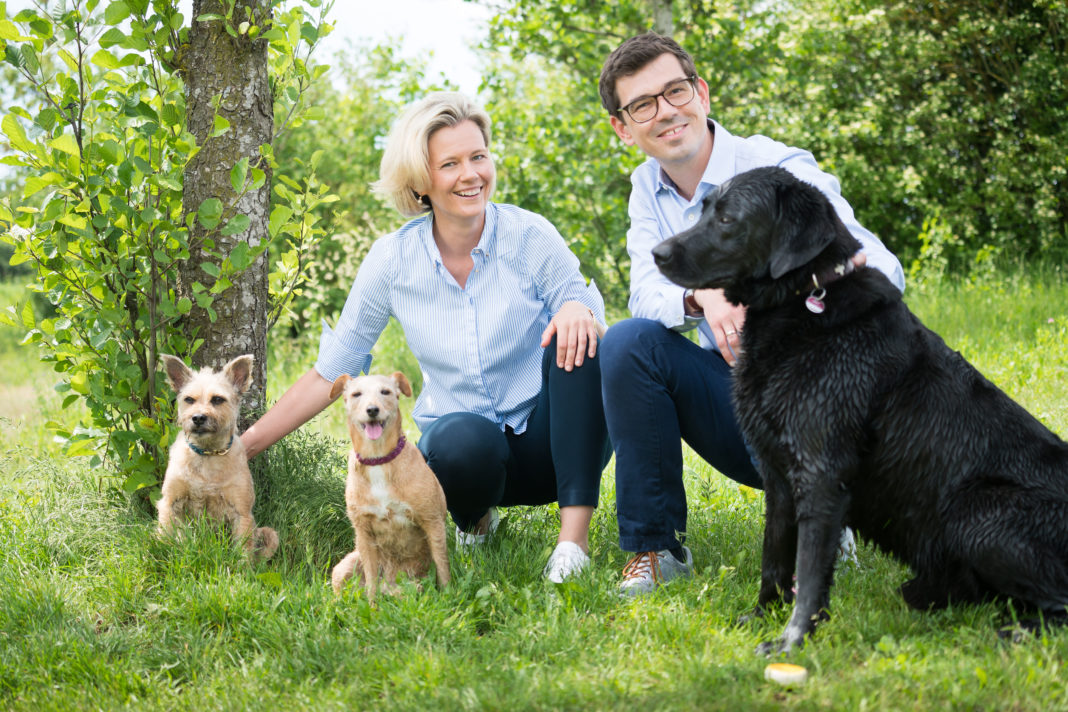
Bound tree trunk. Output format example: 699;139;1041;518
180;0;272;425
649;0;674;36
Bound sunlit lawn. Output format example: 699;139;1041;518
1;270;1066;711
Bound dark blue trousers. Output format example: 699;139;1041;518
418;338;612;532
600;318;761;553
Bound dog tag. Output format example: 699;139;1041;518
805;294;825;314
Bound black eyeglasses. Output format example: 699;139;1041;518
617;76;697;123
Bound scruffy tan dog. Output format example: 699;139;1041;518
157;354;278;561
329;371;450;601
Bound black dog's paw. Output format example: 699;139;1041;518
998;612;1068;643
755;635;803;657
737;606;766;626
899;577;950;611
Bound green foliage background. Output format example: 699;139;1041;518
1;0;1066;487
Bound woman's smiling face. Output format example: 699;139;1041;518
424;119;495;223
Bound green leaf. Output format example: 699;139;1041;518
104;1;131;25
176;297;192;314
99;27;127;48
268;205;293;237
197;198;223;229
23;172;64;197
121;469;157;493
48;133;80;157
228;241;251;269
0;19;26;41
161;103;181;127
200;262;221;278
220;213;250;236
21;300;36;330
211;114;230;137
2;114;33;153
230;157;249;193
90;48;120;70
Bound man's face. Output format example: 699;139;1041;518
609;53;711;168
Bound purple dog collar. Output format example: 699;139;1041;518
356;434;407;466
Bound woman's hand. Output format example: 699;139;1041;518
540;300;605;371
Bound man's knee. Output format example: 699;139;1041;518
601;318;671;379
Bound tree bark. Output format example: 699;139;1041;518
649;0;674;36
180;0;272;424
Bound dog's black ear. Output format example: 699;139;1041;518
160;354;193;392
222;354;254;394
768;180;837;279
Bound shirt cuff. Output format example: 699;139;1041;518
314;320;373;383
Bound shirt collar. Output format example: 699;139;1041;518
418;203;499;266
655;118;735;202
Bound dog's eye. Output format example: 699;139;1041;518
184;396;195;404
210;396;226;405
352;391;362;398
718;214;734;225
380;388;391;396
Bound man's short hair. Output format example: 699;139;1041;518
598;32;698;118
372;92;494;217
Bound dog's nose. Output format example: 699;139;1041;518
652;241;675;268
366;405;379;419
191;414;207;426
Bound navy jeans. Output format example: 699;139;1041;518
418;337;612;532
600;318;761;553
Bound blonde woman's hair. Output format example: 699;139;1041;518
372;92;494;217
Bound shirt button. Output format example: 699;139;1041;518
688;213;696;221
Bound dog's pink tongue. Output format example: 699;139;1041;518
364;422;384;440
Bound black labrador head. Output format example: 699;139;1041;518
653;166;845;295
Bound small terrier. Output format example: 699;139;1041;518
329;371;450;601
156;354;278;561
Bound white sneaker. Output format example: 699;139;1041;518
837;526;859;568
543;541;590;583
455;508;500;548
619;547;693;596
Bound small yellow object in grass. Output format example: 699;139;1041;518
764;662;808;686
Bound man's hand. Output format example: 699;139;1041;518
692;288;746;367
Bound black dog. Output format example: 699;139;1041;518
653;166;1068;654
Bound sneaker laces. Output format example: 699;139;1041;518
622;551;661;583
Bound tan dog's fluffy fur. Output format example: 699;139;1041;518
330;372;450;601
157;354;278;561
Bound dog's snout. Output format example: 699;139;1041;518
652;240;675;267
365;405;379;419
191;414;207;426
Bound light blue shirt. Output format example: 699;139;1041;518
626;119;906;350
315;202;605;433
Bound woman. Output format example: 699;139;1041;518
241;92;611;582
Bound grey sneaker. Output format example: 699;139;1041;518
620;547;693;596
455;507;500;548
837;526;858;568
543;541;590;583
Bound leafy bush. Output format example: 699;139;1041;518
0;0;333;495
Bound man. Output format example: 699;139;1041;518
598;32;906;595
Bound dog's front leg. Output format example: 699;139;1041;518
232;512;258;556
355;525;380;603
756;470;798;611
760;476;847;656
423;517;451;588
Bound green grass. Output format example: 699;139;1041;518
1;271;1067;711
